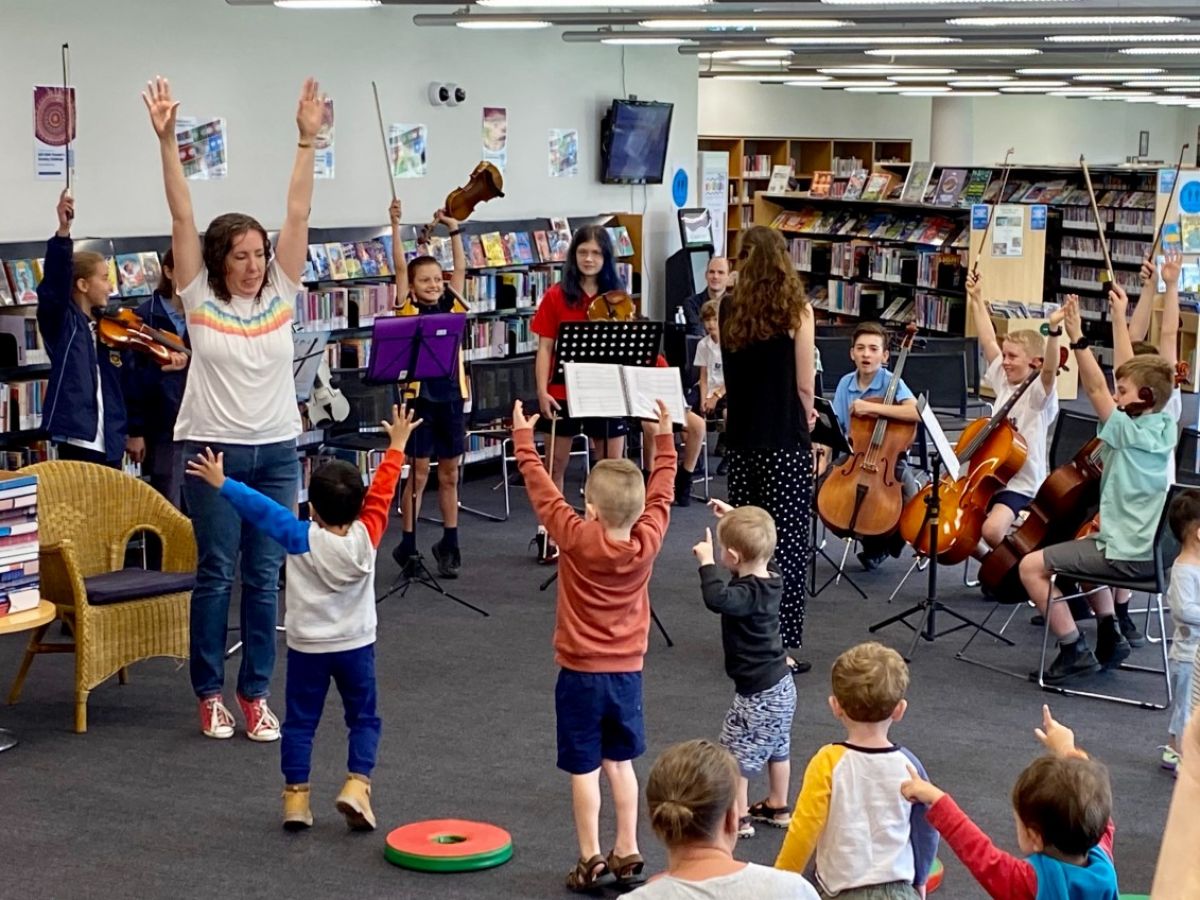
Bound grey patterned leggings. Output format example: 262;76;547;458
727;448;815;649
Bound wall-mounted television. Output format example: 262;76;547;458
600;99;674;185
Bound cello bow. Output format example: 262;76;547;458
970;147;1015;277
371;81;397;203
1079;154;1116;293
1148;142;1190;259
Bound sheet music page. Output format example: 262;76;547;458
563;363;630;419
918;396;960;480
623;366;686;425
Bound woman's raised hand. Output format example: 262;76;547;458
296;78;324;143
141;76;180;140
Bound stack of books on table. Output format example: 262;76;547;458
0;474;38;616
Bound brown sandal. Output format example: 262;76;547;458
606;850;646;888
566;855;613;893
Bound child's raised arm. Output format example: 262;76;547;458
967;271;1001;365
187;447;310;554
1129;255;1157;343
1063;295;1116;422
1160;250;1181;368
390;199;408;307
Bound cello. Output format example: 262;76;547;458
976;362;1186;599
898;347;1068;564
817;324;918;538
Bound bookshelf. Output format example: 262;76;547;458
699;135;913;255
0;212;644;491
753;192;969;334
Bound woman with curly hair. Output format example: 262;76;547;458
720;226;816;672
145;75;324;741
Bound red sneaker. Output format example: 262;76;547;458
199;695;235;740
237;695;281;743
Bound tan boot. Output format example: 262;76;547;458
282;784;313;831
335;774;376;831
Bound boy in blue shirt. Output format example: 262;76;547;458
1019;296;1177;684
830;322;919;570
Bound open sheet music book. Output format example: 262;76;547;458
563;363;687;425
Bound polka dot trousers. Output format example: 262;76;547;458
727;448;815;649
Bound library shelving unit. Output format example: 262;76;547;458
0;212;643;488
753;192;970;335
700;135;913;253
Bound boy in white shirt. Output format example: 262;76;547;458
966;272;1062;557
693;300;728;474
188;405;420;832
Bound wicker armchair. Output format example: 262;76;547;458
7;461;196;733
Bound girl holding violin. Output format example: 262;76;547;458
38;190;187;468
719;226;816;672
125;249;190;508
532;225;628;562
146;75;322;742
388;199;471;580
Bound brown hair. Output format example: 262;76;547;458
1003;329;1046;360
699;299;720;323
1131;340;1158;356
71;251;107;293
646;739;738;847
585;459;645;529
1168;488;1200;543
831;641;909;723
852;322;889;347
716;506;776;563
203;213;272;302
407;254;442;285
1114;355;1174;413
722;226;808;353
1012;755;1112;856
157;248;175;297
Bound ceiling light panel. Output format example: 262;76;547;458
456;18;550;28
274;0;379;7
823;0;1068;5
600;36;689;44
765;35;960;45
480;0;708;7
707;48;792;58
1047;34;1200;44
844;85;949;92
641;17;851;29
865;47;1041;57
1124;80;1200;87
1121;47;1200;55
950;15;1187;27
1017;67;1163;75
818;65;956;75
902;90;999;96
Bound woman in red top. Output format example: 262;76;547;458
531;225;628;561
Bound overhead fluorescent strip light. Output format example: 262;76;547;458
642;17;851;29
951;15;1187;27
766;36;959;45
274;0;380;7
865;47;1041;57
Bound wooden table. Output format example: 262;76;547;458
0;600;56;753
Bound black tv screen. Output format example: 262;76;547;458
601;100;673;185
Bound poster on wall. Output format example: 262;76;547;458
389;123;427;178
482;106;508;172
33;85;75;180
548;129;578;177
175;116;227;180
699;151;729;257
991;204;1024;258
314;97;335;179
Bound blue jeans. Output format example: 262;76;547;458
183;439;298;700
281;644;380;785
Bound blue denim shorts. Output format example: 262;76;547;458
555;669;645;774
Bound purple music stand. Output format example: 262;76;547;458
365;312;486;616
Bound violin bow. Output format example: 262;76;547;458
1148;142;1191;259
62;43;74;218
371;81;397;204
971;147;1015;277
1079;155;1116;291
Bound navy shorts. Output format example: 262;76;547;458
405;396;465;460
989;489;1033;517
555;669;645;774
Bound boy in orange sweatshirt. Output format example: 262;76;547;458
512;398;677;894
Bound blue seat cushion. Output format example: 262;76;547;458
84;569;195;606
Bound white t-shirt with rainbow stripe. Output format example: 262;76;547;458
174;262;301;445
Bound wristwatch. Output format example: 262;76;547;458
1069;336;1090;350
448;228;463;237
1039;323;1063;337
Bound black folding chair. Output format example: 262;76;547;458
1049;409;1100;470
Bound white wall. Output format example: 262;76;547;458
932;96;1200;167
698;80;932;157
1;0;698;315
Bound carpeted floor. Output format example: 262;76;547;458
0;450;1178;900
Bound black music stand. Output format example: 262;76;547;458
367;314;487;617
537;319;674;646
810;397;867;600
868;399;1012;660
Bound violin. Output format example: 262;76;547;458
817;324;919;538
97;307;190;366
587;289;637;321
898;347;1068;564
976;368;1181;599
419;161;504;244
